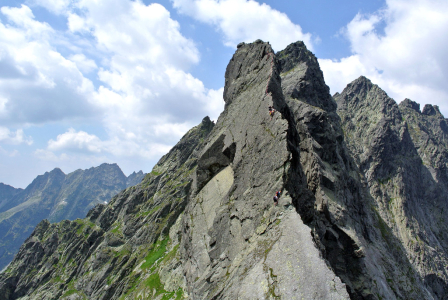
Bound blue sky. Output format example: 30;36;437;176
0;0;447;188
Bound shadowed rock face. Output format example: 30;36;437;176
0;41;446;300
336;77;448;299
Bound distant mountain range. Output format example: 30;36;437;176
0;163;144;270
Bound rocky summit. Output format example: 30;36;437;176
0;40;447;299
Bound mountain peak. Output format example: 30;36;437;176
223;40;274;108
277;40;311;73
49;168;65;176
422;103;443;117
399;98;421;113
347;75;373;93
278;40;336;112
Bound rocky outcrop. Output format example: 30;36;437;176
277;44;429;299
0;164;144;271
399;99;448;298
0;40;447;300
182;40;349;299
335;77;448;299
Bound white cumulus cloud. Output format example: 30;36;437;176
0;127;32;145
0;5;97;125
0;0;225;179
48;128;103;153
68;54;97;73
319;0;448;115
171;0;313;51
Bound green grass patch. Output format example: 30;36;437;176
114;246;131;258
62;289;78;298
143;273;181;299
141;238;169;270
162;244;179;264
111;222;122;234
372;207;391;241
75;219;95;236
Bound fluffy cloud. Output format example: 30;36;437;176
34;149;68;161
28;0;71;15
0;127;32;145
68;54;97;73
45;127;173;159
68;0;223;151
48;128;102;153
1;0;224;175
0;5;97;125
171;0;313;52
319;0;448;115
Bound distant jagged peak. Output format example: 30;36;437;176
337;75;391;105
47;167;65;176
95;162;121;170
422;103;444;117
399;98;421;113
128;170;143;176
399;99;445;120
344;75;375;96
335;75;404;123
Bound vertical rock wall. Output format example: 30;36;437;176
336;77;448;299
181;41;350;299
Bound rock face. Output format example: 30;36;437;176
335;77;448;298
0;164;144;271
0;40;446;299
183;40;349;299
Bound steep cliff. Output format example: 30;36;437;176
335;77;448;298
0;40;446;299
0;164;144;271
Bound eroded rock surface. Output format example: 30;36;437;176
182;41;349;299
335;77;448;299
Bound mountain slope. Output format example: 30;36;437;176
0;164;144;271
0;117;214;299
0;184;23;214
